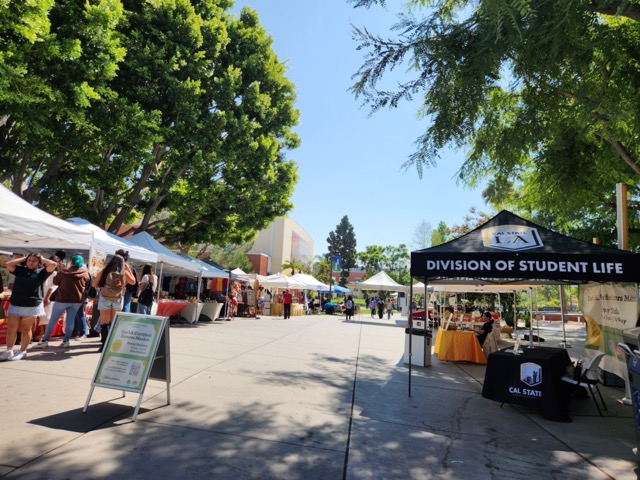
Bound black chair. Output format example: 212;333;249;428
561;353;607;416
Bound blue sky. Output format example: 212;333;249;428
235;1;490;256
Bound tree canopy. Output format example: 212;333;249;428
350;0;640;248
1;1;299;247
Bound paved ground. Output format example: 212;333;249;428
0;312;638;479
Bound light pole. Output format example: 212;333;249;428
330;254;341;302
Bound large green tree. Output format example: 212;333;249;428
327;215;357;286
350;0;640;248
1;1;299;247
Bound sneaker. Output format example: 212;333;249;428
0;349;14;361
87;330;100;338
9;350;26;361
59;341;70;348
32;340;48;349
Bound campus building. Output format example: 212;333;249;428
247;217;313;276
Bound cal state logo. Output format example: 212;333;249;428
520;362;542;387
482;225;543;251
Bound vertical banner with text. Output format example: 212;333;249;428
331;255;341;273
579;282;638;379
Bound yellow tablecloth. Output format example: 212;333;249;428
291;304;304;316
434;329;487;364
270;303;283;316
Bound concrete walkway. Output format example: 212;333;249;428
0;313;638;479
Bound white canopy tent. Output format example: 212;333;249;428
230;268;250;282
290;273;329;290
67;218;158;264
0;185;94;252
262;273;306;289
349;270;408;292
128;232;201;277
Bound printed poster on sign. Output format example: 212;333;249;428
93;313;166;393
579;282;638;379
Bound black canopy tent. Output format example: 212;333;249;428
407;210;640;395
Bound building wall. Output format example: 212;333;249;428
247;253;270;276
249;217;313;275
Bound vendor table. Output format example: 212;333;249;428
200;302;223;322
291;304;304;316
270;303;283;317
156;301;190;318
434;329;487;364
482;346;572;422
180;302;204;324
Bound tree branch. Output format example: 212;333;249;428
591;1;640;22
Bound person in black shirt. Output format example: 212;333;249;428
476;311;494;346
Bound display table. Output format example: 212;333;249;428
482;346;572;421
180;302;204;324
156;301;190;318
434;329;487;364
291;304;304;316
270;303;283;316
200;302;223;322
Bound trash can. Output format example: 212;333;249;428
403;325;432;367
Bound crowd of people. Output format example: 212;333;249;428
0;249;159;360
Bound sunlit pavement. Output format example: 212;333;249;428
0;313;637;479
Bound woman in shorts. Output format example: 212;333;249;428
1;253;58;361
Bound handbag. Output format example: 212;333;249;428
138;283;154;307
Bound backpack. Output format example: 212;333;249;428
100;270;125;300
346;299;353;309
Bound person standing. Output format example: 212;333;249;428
369;297;376;318
283;290;292;319
119;250;138;313
386;298;393;319
345;295;355;321
34;253;91;348
93;254;136;352
377;297;384;319
1;253;58;361
137;264;157;315
33;255;60;341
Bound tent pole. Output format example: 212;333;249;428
528;288;534;348
513;292;517;339
559;285;571;348
408;282;413;398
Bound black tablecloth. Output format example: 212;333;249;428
482;346;572;421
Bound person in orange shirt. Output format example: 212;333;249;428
283;290;292;319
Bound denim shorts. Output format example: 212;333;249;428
98;295;123;311
8;303;45;317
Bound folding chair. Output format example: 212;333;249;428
561;353;607;416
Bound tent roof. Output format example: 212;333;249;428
177;253;228;279
128;232;200;276
411;210;640;283
290;273;329;290
262;273;306;289
350;271;408;292
67;218;157;264
0;185;94;251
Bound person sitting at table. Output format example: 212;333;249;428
476;311;494;346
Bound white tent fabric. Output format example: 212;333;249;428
67;218;157;264
262;273;306;289
0;185;94;251
349;271;408;292
177;253;228;279
128;232;200;276
230;268;250;282
290;273;329;290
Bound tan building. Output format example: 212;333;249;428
247;217;314;275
